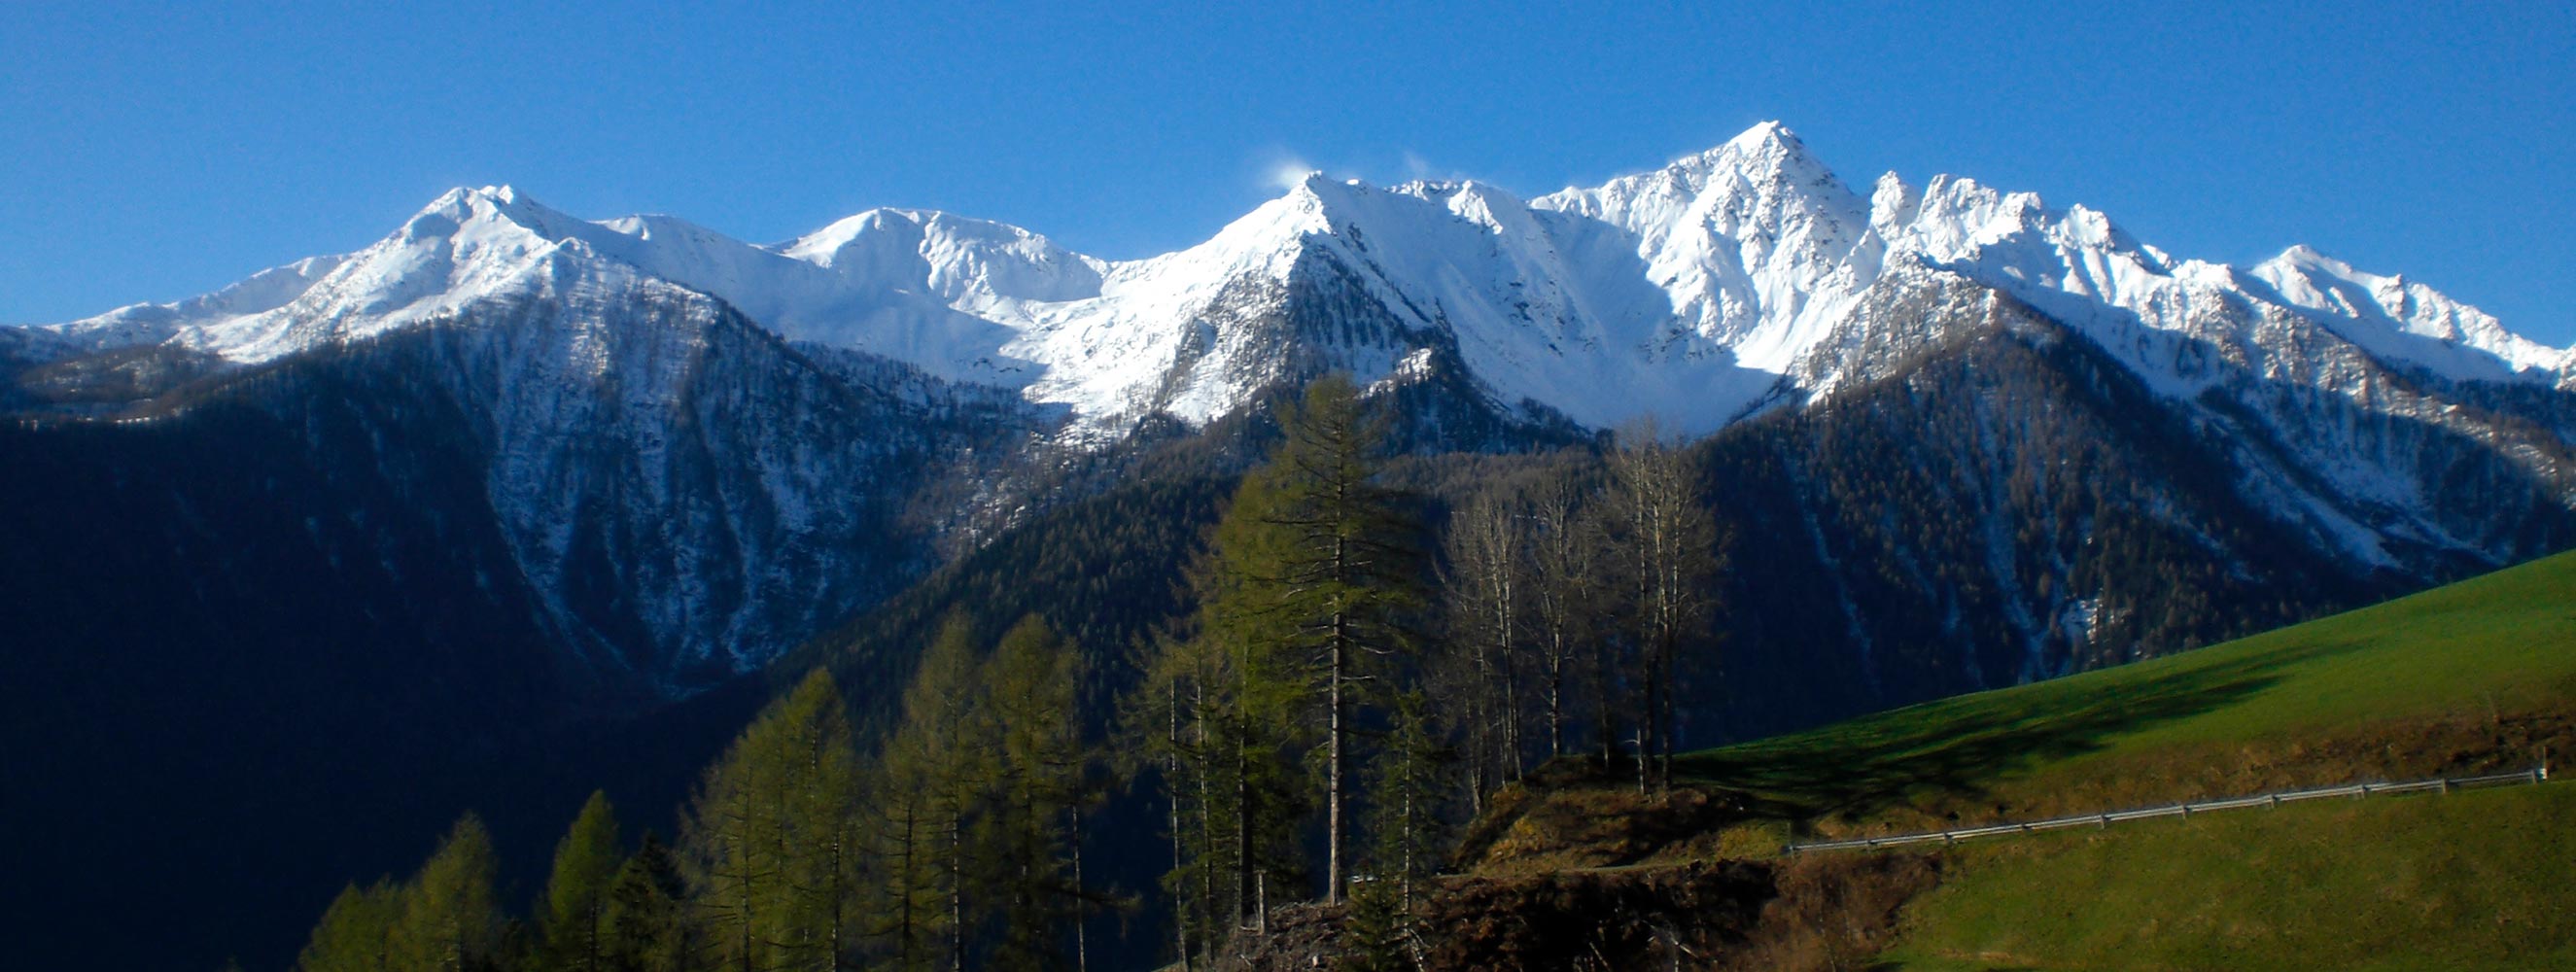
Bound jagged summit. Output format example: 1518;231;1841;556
22;122;2569;434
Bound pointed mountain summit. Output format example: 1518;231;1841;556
29;122;2568;438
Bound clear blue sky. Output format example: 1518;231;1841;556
5;2;2571;341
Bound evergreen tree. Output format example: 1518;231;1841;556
1346;693;1445;972
296;879;401;972
1349;685;1452;964
865;618;988;972
975;616;1091;970
782;677;864;972
1365;692;1446;920
1209;374;1427;905
681;669;863;972
1339;877;1410;972
1120;629;1232;970
1124;505;1320;963
600;834;691;972
388;814;501;972
540;791;623;972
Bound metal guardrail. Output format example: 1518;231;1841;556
1784;766;2550;854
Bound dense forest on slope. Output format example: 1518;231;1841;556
246;353;2576;972
0;312;968;971
257;376;1697;972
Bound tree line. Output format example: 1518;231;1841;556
284;374;1724;972
294;615;1105;972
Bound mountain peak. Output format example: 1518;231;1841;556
400;183;571;245
419;184;535;214
1726;119;1798;151
777;207;913;266
1279;170;1373;209
2273;243;2338;269
1665;121;1820;178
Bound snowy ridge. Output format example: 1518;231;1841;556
23;122;2570;437
13;122;2576;692
2251;244;2569;381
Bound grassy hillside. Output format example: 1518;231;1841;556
1880;782;2576;970
1673;545;2576;843
1437;549;2576;970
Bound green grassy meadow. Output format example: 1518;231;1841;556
1673;549;2576;839
1878;781;2576;970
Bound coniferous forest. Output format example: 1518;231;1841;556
281;374;1732;972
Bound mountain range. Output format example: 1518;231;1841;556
6;122;2574;969
12;121;2571;694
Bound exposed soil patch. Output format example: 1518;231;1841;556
1450;759;1755;875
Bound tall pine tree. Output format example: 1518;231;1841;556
680;669;863;972
600;834;691;972
296;879;401;972
975;616;1093;971
540;791;622;972
866;618;988;972
387;814;500;972
1201;374;1426;906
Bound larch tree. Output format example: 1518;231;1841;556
1363;690;1447;921
975;616;1092;970
1133;515;1311;950
540;791;623;972
1122;616;1278;969
681;668;863;972
1209;374;1427;906
387;814;501;972
600;833;691;972
296;879;401;972
867;618;990;972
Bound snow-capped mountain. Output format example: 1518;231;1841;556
13;121;2575;691
34;122;2569;436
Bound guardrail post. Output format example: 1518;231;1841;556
2180;803;2191;819
2098;814;2109;829
2440;778;2452;794
2268;794;2280;809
